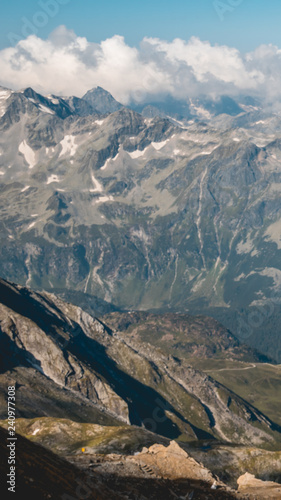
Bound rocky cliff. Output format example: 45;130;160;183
0;277;280;448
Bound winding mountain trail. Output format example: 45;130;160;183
205;364;257;373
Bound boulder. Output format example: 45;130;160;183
237;472;281;498
131;440;215;482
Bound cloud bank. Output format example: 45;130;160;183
1;26;281;103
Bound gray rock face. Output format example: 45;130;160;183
237;472;281;498
0;279;129;423
83;86;124;114
1;277;281;447
1;85;281;360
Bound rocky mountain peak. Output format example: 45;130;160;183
83;86;124;114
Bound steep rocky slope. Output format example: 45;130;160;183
1;277;281;497
4;416;281;492
0;426;122;500
192;358;281;427
103;311;273;362
0;277;281;448
102;311;281;427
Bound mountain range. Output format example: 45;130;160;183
1;83;281;367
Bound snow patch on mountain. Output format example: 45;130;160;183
47;175;60;184
46;147;55;155
199;145;219;156
100;158;111;171
129;148;148;159
258;268;281;288
91;174;103;192
236;234;255;254
100;150;120;171
234;273;246;282
95;195;114;204
19;141;36;169
152;140;168;150
112;150;120;161
59;135;78;157
39;104;55;115
264;220;281;249
0;89;11;117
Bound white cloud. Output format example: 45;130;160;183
144;37;264;88
0;26;280;103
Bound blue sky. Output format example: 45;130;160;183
1;0;281;101
1;0;281;51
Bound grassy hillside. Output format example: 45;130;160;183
188;359;281;427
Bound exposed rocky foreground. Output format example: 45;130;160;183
237;472;281;498
66;441;281;499
4;416;281;490
1;424;280;499
0;426;244;500
67;440;240;499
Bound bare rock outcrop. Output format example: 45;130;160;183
131;440;216;483
237;472;281;499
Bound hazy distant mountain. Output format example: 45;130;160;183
83;86;124;114
131;94;243;121
132;95;192;120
